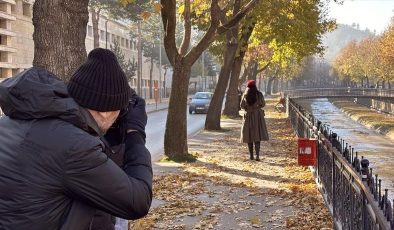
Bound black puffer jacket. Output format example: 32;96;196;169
0;67;152;230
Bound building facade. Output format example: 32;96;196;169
0;0;166;99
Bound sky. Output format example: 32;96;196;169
328;0;394;34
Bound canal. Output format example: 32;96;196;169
295;98;394;200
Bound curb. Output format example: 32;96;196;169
146;107;169;114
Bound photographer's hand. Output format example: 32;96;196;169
125;95;147;141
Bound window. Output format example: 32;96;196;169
100;30;105;41
22;2;31;17
0;3;7;13
11;4;15;14
112;34;116;43
121;38;125;47
87;26;93;37
0;35;7;46
193;93;213;99
0;19;6;30
106;32;110;42
126;39;129;48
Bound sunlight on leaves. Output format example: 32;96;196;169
153;2;162;13
140;11;151;20
118;0;135;7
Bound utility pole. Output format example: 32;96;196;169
137;20;142;96
159;22;162;102
202;51;205;90
105;19;108;49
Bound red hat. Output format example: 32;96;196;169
246;80;256;88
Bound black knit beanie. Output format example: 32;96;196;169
67;48;131;112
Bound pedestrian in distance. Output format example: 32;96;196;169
240;80;269;161
0;48;152;230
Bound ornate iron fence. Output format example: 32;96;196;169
288;98;393;230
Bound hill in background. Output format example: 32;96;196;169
322;24;374;62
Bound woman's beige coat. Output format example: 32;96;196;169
240;91;269;143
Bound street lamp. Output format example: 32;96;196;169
201;51;205;91
105;17;109;49
159;25;162;102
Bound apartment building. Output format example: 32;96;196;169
0;0;166;99
85;15;166;99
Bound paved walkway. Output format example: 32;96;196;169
131;98;333;230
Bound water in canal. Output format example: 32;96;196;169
296;98;394;201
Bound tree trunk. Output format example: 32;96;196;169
240;62;250;82
279;79;284;92
164;59;191;157
223;21;255;118
259;74;264;91
266;77;274;95
272;79;279;94
388;81;391;89
160;0;255;158
204;0;241;130
248;60;258;80
91;8;100;48
33;0;89;81
264;79;269;94
222;55;243;117
205;32;238;130
149;57;153;99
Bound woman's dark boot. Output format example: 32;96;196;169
255;142;261;161
248;143;254;160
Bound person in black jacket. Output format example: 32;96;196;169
0;48;152;230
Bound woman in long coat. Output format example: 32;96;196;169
240;80;269;161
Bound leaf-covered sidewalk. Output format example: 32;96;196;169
132;98;333;229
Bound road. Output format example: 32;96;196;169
145;108;206;161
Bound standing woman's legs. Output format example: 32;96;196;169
255;141;261;161
248;142;254;160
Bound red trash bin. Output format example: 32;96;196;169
298;138;317;166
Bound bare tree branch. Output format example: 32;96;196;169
257;61;271;74
185;0;221;64
161;0;179;66
179;0;191;55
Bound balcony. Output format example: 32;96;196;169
0;45;16;52
0;0;16;5
0;11;15;21
0;28;15;36
0;62;16;68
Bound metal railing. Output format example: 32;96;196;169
288;98;393;230
285;88;394;100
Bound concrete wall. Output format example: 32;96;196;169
354;98;394;115
371;99;394;114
